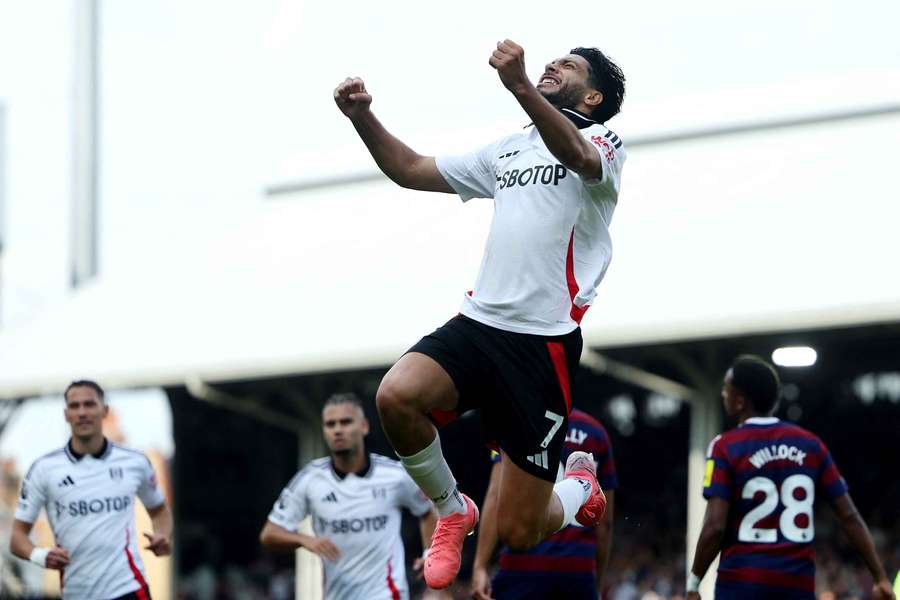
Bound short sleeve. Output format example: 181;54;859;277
398;473;433;517
15;462;47;524
137;456;166;510
267;472;310;532
816;439;849;501
702;434;733;501
581;425;618;491
435;141;499;202
581;127;626;192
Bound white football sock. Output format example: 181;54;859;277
399;433;466;517
552;477;591;530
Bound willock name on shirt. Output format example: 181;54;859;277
748;444;807;469
498;164;568;190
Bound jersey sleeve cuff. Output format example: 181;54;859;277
267;514;299;533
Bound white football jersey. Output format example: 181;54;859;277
436;108;626;336
15;440;165;600
267;454;432;600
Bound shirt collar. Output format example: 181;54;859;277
65;437;111;462
560;107;600;129
742;417;780;426
331;453;371;480
528;108;600;131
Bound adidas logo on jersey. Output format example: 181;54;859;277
58;475;75;488
526;451;550;469
321;491;338;503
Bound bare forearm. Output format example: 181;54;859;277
691;527;724;578
260;524;311;552
420;509;437;550
841;511;888;581
10;530;35;561
595;520;612;583
510;84;596;171
350;111;425;188
474;467;501;568
149;505;173;539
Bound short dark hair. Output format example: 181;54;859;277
323;392;364;413
64;380;105;403
570;47;625;123
729;355;781;415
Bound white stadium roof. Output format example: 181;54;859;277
0;112;898;399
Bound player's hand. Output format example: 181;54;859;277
304;536;341;562
470;565;493;600
686;592;701;600
489;40;530;94
46;546;70;570
872;578;895;600
143;532;172;556
334;77;372;119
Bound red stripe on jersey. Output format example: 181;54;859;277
124;529;150;600
717;566;814;591
721;424;818;445
722;541;814;561
551;526;597;544
566;229;589;323
386;558;401;600
500;554;595;573
546;342;572;415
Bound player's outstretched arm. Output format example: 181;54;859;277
10;520;69;570
470;460;502;600
686;497;729;599
832;494;895;599
333;78;454;193
489;40;603;180
259;520;341;562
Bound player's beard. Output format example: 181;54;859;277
541;82;584;112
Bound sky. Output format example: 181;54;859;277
0;0;898;464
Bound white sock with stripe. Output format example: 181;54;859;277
552;477;591;530
398;433;466;517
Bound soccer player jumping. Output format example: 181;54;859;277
335;40;626;589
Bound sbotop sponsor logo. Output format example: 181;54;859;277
54;495;132;518
498;164;568;190
316;514;390;535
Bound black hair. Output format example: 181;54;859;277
729;355;781;415
323;392;364;413
570;47;625;123
64;380;105;403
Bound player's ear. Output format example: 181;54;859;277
584;90;603;110
361;417;370;436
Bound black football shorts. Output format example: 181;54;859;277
407;314;582;482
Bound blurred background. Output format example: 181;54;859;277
0;0;898;598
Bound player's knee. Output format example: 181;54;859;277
375;376;416;419
497;518;541;552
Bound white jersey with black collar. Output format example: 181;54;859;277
436;108;626;335
267;453;432;600
15;440;165;600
